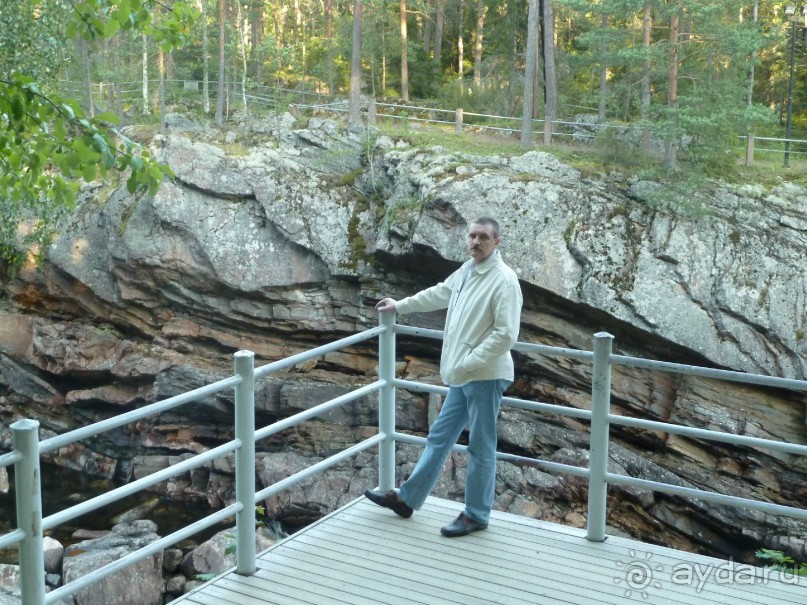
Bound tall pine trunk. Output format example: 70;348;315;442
473;0;486;88
641;4;651;151
348;0;363;127
542;0;557;144
200;0;210;114
215;0;227;125
664;12;680;171
401;0;409;101
598;12;607;120
521;0;539;150
434;0;445;74
141;34;149;116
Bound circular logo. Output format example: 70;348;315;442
615;550;664;599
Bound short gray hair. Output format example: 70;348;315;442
471;217;500;238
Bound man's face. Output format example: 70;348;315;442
467;222;499;263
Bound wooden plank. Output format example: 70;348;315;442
341;499;804;605
171;496;805;605
262;537;541;605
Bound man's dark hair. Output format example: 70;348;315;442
472;217;500;238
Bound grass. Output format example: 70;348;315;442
371;116;807;192
377;121;525;158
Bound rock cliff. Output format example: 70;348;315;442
1;114;806;566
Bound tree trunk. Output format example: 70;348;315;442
423;0;432;57
216;0;227;125
81;37;94;118
326;0;335;94
641;3;651;151
747;0;759;106
434;0;445;72
664;12;680;171
141;34;149;116
292;0;300;45
274;0;281;49
251;0;264;81
237;0;248;113
473;0;486;88
507;2;519;116
348;0;363;127
201;0;210;114
458;0;465;80
541;0;557;145
521;0;539;150
401;0;409;101
158;48;166;133
598;12;607;120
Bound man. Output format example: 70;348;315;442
365;217;523;537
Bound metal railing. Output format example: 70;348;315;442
2;313;807;603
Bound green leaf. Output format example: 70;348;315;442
82;163;96;182
94;112;120;125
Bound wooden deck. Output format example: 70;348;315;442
175;496;805;605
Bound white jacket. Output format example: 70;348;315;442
395;250;522;386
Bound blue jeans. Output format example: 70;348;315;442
398;379;510;524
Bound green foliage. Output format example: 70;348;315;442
0;0;195;267
755;549;807;577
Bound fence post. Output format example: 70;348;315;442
377;311;397;491
455;108;463;135
745;133;754;166
234;350;256;575
368;98;377;126
586;332;613;543
12;419;45;605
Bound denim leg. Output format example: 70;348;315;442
463;379;509;524
398;386;469;510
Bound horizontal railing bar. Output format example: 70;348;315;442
392;432;590;479
606;473;807;521
394;325;595;361
392;378;594;421
502;395;593;420
0;450;22;468
0;528;25;551
610;354;807;391
393;325;443;340
40;375;243;454
254;325;385;379
609;414;807;456
43;440;242;530
254;381;383;442
513;341;594;361
392;378;447;395
255;434;385;501
45;503;243;604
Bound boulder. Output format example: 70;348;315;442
179;527;274;578
62;521;163;605
42;537;64;575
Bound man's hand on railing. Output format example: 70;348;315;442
375;298;397;312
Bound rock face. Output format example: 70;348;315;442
1;114;806;574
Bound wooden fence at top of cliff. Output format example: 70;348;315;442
61;79;807;167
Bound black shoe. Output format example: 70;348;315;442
364;489;414;518
440;512;488;537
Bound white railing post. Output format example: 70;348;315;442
12;419;45;605
378;311;397;491
586;332;613;542
234;350;256;575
